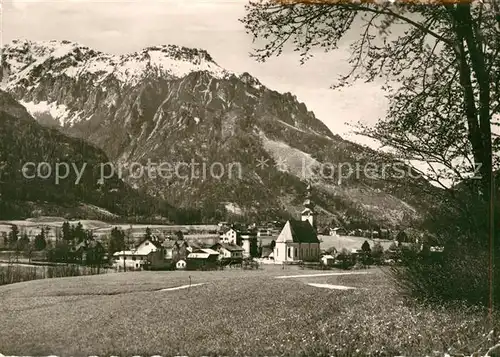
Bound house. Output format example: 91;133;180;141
219;226;257;258
176;259;187;270
321;254;335;266
212;242;244;263
379;228;391;240
113;250;148;270
188;248;220;260
145;250;172;270
72;240;106;265
239;231;258;258
162;238;189;262
187;248;220;269
113;237;163;271
220;228;239;245
135;237;162;256
273;184;320;263
218;221;230;229
257;229;272;237
329;227;346;236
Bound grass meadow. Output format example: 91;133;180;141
0;266;498;356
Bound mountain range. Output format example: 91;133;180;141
0;39;441;228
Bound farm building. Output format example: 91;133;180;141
212;242;244;263
187;248;220;269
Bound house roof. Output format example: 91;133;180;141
276;220;320;244
200;248;220;255
261;247;273;258
113;250;147;256
213;242;244;252
188;249;219;259
188;252;211;259
72;241;86;252
239;231;257;238
189;241;211;250
72;240;103;252
136;237;162;249
162;239;188;248
220;227;235;234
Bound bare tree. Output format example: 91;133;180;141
241;1;499;195
241;0;499;310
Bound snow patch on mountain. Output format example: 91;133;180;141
260;134;321;180
19;99;82;126
225;202;242;215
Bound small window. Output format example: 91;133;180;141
136;264;139;268
145;242;149;245
132;256;136;261
123;256;127;260
287;247;291;258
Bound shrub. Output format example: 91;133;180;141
392;192;500;306
372;242;384;265
335;248;355;270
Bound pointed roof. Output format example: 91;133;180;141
303;183;315;210
212;242;244;252
301;207;317;215
276;219;320;244
162;239;188;248
136;237;162;249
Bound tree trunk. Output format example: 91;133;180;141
452;4;496;314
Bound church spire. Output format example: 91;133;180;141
301;183;317;230
303;183;315;209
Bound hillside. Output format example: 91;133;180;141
0;39;443;227
0;89;174;221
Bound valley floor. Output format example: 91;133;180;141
0;266;497;356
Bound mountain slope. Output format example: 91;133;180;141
1;39;441;227
0;89;174;221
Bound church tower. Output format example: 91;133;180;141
301;183;317;230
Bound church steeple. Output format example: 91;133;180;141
301;183;317;230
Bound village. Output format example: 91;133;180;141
0;185;441;275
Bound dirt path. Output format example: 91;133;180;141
274;271;370;279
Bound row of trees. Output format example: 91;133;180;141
1;223;176;264
331;240;436;269
1;225;48;255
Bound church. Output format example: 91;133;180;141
273;184;321;263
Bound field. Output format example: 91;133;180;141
0;218;220;235
0;266;498;356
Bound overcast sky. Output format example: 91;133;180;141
2;0;388;147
